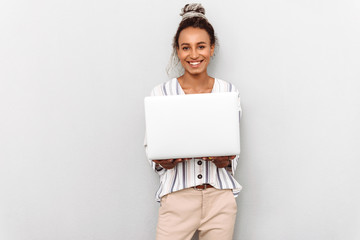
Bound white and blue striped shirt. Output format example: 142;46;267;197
144;78;242;202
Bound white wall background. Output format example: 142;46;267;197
1;0;359;239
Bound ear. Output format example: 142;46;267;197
210;44;215;57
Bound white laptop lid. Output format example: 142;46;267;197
144;92;240;160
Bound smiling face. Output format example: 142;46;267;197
177;27;215;76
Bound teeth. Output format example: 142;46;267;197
189;62;201;65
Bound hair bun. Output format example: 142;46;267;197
180;3;206;17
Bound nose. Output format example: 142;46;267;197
190;48;199;59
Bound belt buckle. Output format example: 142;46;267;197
193;184;207;191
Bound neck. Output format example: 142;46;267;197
178;72;214;93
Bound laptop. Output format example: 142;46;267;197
144;92;240;160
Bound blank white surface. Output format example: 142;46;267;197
145;93;240;159
0;0;359;240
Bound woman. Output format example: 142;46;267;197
145;3;242;240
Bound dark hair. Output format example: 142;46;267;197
172;4;217;50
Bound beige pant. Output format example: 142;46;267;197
156;187;237;240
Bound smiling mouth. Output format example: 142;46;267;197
187;60;203;67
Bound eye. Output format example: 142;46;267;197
182;46;189;51
198;45;205;49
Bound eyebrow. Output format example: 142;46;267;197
180;41;207;46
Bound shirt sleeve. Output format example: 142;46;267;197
226;155;239;176
226;84;242;175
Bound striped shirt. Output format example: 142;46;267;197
144;78;242;202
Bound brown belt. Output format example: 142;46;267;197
193;184;214;190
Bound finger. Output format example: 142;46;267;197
154;159;174;162
159;163;174;170
214;159;231;167
162;159;174;164
161;163;172;167
213;158;230;163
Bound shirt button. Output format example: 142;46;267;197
197;174;202;179
197;160;202;165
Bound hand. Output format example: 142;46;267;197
153;158;192;170
202;155;236;168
